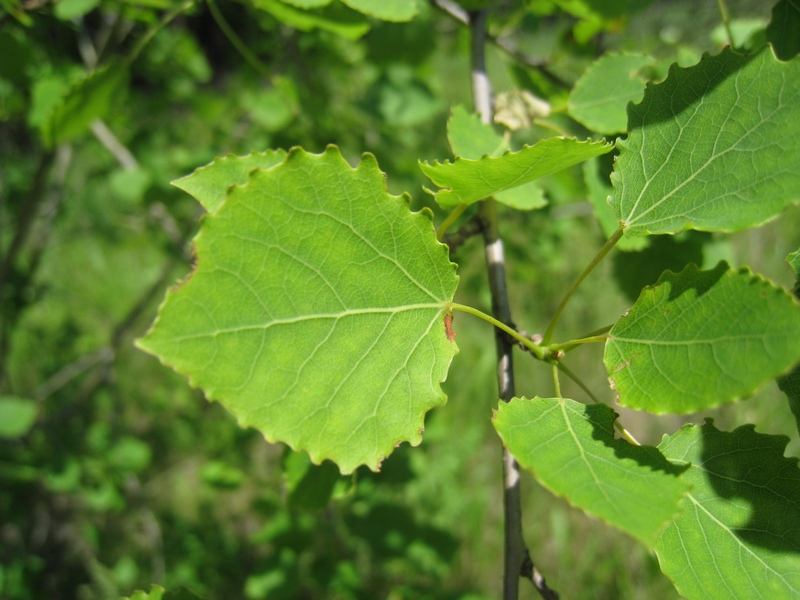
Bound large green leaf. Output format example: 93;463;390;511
605;262;800;413
568;52;654;135
137;146;459;474
611;47;800;237
493;397;689;546
419;137;612;208
172;149;288;214
655;421;800;599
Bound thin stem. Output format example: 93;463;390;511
557;363;640;445
549;334;608;353
127;0;197;64
716;0;735;47
551;362;561;398
437;204;468;240
207;0;271;76
542;226;623;345
450;303;546;360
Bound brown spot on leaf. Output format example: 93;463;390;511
444;314;457;341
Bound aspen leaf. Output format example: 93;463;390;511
138;146;459;474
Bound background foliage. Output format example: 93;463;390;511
1;0;798;598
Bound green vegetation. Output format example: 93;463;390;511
2;0;799;598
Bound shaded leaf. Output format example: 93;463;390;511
282;451;347;510
44;60;129;148
340;0;416;22
277;0;331;8
778;247;800;437
493;396;689;546
138;146;459;474
605;262;800;413
656;421;800;599
568;52;654;135
420;137;612;208
172;149;288;214
767;0;800;61
611;48;800;237
0;396;38;439
251;0;371;40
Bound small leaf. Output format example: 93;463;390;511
655;421;800;599
251;0;371;40
44;60;129;148
54;0;99;19
0;396;38;439
339;0;416;22
277;0;332;8
138;146;459;474
172;150;288;214
605;262;800;413
611;47;800;237
568;52;654;135
447;105;507;159
420;137;612;208
493;396;689;546
767;0;800;61
493;182;547;211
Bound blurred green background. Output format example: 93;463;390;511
1;0;797;598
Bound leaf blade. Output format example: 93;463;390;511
420;137;612;208
493;396;689;546
605;262;800;413
138;146;459;474
611;47;800;237
656;421;800;599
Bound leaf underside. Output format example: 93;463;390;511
138;146;459;474
611;47;800;237
605;262;800;414
493;396;689;546
656;421;800;599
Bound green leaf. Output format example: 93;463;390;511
493;397;689;546
138;146;459;474
583;156;648;251
339;0;416;22
420;137;612;208
604;262;800;413
493;182;547;211
568;52;654;135
277;0;332;9
0;396;38;439
43;60;129;148
54;0;100;19
446;105;507;159
778;247;800;437
655;421;800;599
767;0;800;61
611;48;800;237
171;149;288;214
251;0;371;40
282;451;346;510
119;585;165;600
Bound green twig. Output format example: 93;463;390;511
449;302;546;360
207;0;271;76
549;334;608;353
437;204;468;240
716;0;735;47
128;0;198;64
543;226;623;345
